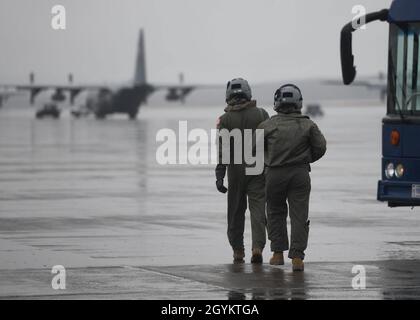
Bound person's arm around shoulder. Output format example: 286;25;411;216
309;120;327;163
260;108;270;122
256;116;271;145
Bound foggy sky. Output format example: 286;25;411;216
0;0;392;86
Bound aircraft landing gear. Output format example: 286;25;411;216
95;112;106;120
128;110;138;120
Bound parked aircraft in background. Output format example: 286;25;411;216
0;29;220;119
323;72;387;102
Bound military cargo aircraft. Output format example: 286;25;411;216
0;29;219;119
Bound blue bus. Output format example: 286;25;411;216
341;0;420;208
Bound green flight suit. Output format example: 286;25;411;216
216;100;269;251
258;111;327;259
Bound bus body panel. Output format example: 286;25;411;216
389;0;420;23
381;157;420;182
383;123;420;159
402;126;420;158
378;180;420;207
379;122;420;206
382;123;403;158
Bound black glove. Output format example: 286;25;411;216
215;164;227;193
215;164;227;180
216;179;228;194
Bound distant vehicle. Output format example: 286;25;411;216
340;0;420;207
36;103;60;119
70;105;91;118
0;29;220;120
304;104;324;118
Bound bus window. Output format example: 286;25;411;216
406;30;420;111
395;27;405;111
414;30;420;111
406;32;414;109
389;23;420;114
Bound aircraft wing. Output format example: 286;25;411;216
322;77;387;101
153;83;223;103
323;71;387;90
323;79;379;87
322;79;387;92
0;87;26;107
0;83;109;105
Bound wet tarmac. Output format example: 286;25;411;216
1;102;420;299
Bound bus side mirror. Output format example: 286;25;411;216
341;25;356;85
340;9;389;85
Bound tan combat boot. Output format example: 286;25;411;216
292;258;304;272
233;250;245;264
250;248;263;264
269;252;284;265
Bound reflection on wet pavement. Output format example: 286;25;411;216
2;260;420;299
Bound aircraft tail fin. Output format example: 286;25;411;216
134;29;147;85
29;72;35;84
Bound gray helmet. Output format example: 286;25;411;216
274;84;303;112
226;78;252;103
